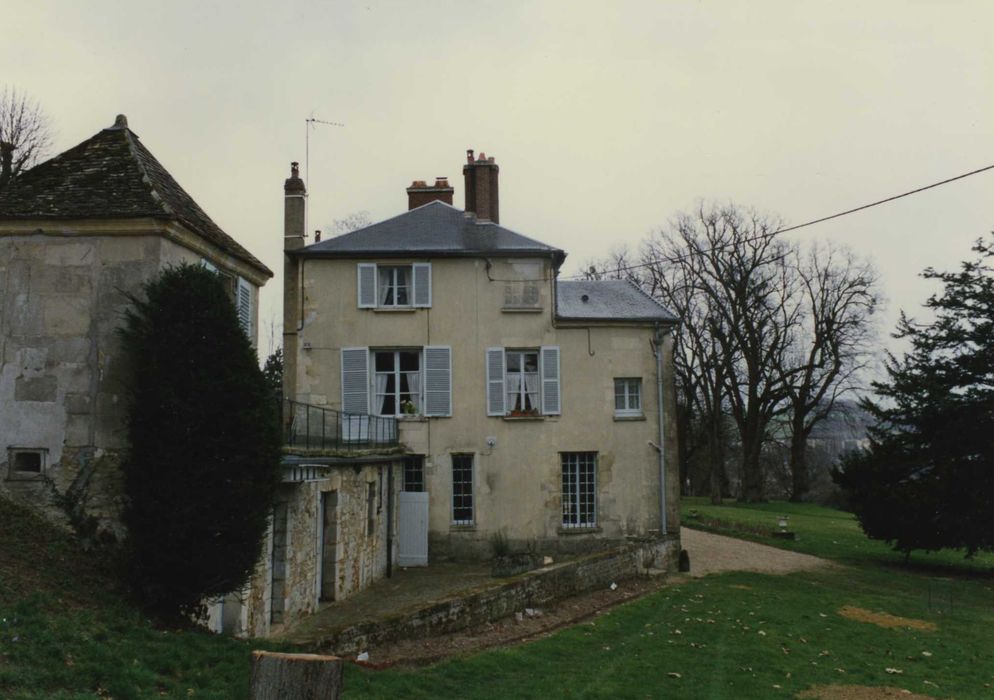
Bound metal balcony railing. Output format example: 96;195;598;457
282;399;398;452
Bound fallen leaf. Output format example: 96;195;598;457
885;667;904;674
667;672;682;679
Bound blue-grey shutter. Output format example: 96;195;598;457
413;263;432;308
357;264;377;308
341;347;369;414
540;345;561;415
236;277;253;338
486;347;506;416
423;346;451;416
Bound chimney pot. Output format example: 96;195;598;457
291;162;299;178
315;229;322;243
466;149;474;163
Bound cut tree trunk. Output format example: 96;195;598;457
249;651;343;700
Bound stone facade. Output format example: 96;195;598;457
0;227;263;535
208;461;401;638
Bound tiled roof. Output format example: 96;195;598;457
0;116;271;277
555;279;678;323
296;200;566;265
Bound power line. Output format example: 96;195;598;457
563;161;994;280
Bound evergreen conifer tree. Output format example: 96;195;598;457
834;236;994;556
120;264;281;618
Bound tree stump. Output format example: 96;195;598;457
249;651;343;700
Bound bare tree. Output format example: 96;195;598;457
0;86;53;189
780;242;880;500
326;210;372;236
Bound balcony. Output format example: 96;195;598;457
282;399;399;455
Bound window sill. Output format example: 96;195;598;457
558;526;601;536
397;415;428;422
371;307;418;313
450;524;476;532
501;306;543;313
613;414;646;422
5;473;45;482
502;415;545;421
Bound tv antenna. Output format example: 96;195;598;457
305;114;344;230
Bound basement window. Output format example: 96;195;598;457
7;448;46;480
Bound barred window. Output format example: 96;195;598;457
451;454;474;525
561;452;597;528
403;455;425;492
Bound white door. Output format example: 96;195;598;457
398;491;429;567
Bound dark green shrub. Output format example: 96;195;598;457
119;264;281;619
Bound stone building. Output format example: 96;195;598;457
282;149;681;573
0;114;272;536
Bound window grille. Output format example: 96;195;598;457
451;454;474;525
561;452;597;528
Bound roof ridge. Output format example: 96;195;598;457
118;128;176;218
625;278;673;313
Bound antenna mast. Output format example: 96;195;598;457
305;114;345;230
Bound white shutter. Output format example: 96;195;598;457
486;347;506;416
236;277;253;338
341;347;369;414
540;345;561;415
357;263;377;308
423;346;451;417
413;263;432;308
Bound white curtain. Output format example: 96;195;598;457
405;371;421;413
378;269;392;305
506;374;522;411
375;374;389;415
524;372;539;411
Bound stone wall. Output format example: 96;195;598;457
233;461;401;638
309;535;679;654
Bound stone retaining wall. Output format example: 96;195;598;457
308;536;679;654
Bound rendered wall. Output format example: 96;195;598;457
291;256;680;559
0;227;260;536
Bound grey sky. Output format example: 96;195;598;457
6;1;994;356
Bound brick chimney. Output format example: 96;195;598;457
463;149;499;223
283;161;306;402
406;176;454;209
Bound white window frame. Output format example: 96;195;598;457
371;349;422;417
561;452;597;529
614;378;643;417
505;349;540;416
451;453;474;525
378;265;413;307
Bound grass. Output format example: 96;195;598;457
0;497;284;699
3;494;994;698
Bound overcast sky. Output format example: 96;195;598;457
6;1;994;358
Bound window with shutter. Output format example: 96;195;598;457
486;348;506;416
236;277;253;338
413;263;432;307
341;347;370;414
357;263;432;309
541;346;561;415
423;346;451;416
357;264;377;308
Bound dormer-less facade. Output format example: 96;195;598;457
0;115;272;534
284;151;680;561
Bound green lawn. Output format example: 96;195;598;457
3;496;994;698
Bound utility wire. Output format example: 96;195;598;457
561;161;994;281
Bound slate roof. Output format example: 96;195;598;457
555;280;678;323
0;115;271;277
296;200;566;265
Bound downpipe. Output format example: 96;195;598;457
651;323;668;536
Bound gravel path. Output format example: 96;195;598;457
681;526;834;577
